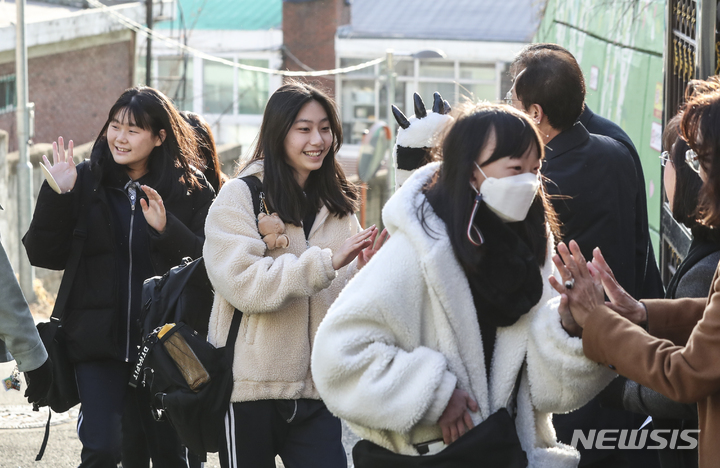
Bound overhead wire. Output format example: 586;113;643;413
85;0;386;77
281;45;316;72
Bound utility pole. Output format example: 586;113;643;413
386;49;395;192
146;0;153;85
15;0;36;301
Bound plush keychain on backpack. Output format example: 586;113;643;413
393;92;453;189
258;212;289;250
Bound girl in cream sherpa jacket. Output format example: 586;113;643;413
311;162;616;468
204;161;362;403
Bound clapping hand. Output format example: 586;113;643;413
331;225;378;270
41;137;77;194
557;292;583;337
548;240;604;329
590;248;647;326
140;185;167;234
357;228;389;270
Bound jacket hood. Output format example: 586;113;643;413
382;162;443;248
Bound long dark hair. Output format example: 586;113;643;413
244;81;358;225
90;86;201;197
180;110;227;192
422;102;561;272
681;77;720;227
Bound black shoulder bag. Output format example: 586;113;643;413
33;197;88;460
352;363;528;468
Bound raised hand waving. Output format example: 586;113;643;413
40;136;77;194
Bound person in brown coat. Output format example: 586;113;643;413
548;77;720;468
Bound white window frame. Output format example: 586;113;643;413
337;57;503;146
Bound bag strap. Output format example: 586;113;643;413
505;360;526;419
35;411;52;460
51;197;89;322
224;309;243;357
239;175;264;217
222;176;264;353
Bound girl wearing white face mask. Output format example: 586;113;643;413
312;102;616;468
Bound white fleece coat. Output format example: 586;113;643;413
311;163;615;467
204;162;361;402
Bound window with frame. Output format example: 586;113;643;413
204;58;270;116
237;59;270;115
156;55;194;111
204;60;234;115
339;58;500;145
0;74;16;114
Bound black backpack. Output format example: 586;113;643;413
138;175;264;339
139;256;213;339
131;175;263;459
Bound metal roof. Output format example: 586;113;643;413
157;0;281;31
0;0;81;29
339;0;544;42
0;1;150;52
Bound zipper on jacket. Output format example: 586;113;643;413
301;221;310;249
124;181;139;362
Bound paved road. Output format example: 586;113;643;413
0;361;359;468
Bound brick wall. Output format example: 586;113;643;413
0;38;135;153
282;0;351;97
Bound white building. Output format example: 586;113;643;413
144;0;283;157
335;0;543;147
143;0;543;159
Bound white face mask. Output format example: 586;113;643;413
472;163;540;222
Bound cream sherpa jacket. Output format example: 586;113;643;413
204;161;361;402
311;162;615;468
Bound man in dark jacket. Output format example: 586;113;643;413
508;45;661;468
511;42;664;301
580;105;664;299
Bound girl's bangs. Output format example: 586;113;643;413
491;115;539;161
112;99;152;131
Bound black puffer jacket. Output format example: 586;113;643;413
23;160;214;362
